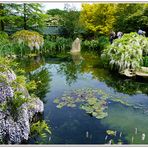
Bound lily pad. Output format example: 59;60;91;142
53;88;129;119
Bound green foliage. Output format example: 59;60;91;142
98;36;110;50
0;35;29;57
12;30;44;50
0;30;44;57
114;4;147;33
0;57;14;71
56;37;72;51
9;91;28;116
43;40;56;52
0;3;22;31
46;6;80;38
43;37;72;53
26;80;37;92
82;36;109;51
80;3;147;37
29;67;51;99
0;31;8;39
82;40;100;50
46;9;65;26
143;56;148;67
80;4;117;36
101;32;148;71
0;32;17;57
30;120;51;139
0;3;47;30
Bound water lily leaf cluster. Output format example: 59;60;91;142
101;32;148;71
54;88;129;119
12;30;44;50
81;98;108;119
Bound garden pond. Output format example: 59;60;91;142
16;51;148;144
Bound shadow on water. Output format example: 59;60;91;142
16;51;148;144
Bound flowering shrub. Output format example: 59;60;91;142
0;82;14;103
101;32;148;71
12;30;44;50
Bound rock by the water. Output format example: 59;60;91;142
120;67;148;78
71;38;81;53
120;69;136;77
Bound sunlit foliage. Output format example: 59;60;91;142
12;30;44;50
101;32;148;71
80;4;117;36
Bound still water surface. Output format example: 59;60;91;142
18;51;148;144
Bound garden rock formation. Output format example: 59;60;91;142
71;38;81;53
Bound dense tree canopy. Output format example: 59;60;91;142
80;4;117;36
0;3;147;37
0;3;48;31
0;3;21;30
80;3;148;37
46;4;80;38
113;4;147;33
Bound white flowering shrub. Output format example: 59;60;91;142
12;30;44;50
101;32;148;71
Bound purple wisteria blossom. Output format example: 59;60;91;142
0;82;14;103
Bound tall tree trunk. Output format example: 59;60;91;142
0;4;5;31
23;3;27;30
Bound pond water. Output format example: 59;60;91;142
17;51;148;144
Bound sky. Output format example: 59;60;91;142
42;2;84;11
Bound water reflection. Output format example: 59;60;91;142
101;102;148;144
16;51;148;144
29;66;52;101
70;52;83;65
80;52;148;96
57;52;84;85
16;55;45;73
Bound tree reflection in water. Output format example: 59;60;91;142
29;67;52;102
57;52;84;85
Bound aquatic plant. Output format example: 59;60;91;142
30;120;51;140
101;32;148;71
54;88;129;119
106;130;116;136
11;30;44;50
81;98;108;119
